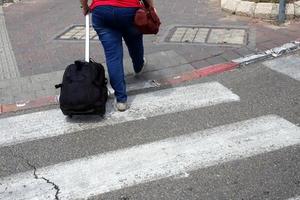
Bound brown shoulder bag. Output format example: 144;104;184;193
134;0;161;34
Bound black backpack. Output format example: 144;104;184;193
55;60;108;117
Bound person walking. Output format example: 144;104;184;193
80;0;154;112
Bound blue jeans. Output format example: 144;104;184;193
92;6;144;103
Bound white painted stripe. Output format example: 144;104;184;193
232;53;268;64
286;196;300;200
0;115;299;199
263;55;300;81
0;82;239;147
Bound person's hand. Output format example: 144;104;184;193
81;4;90;16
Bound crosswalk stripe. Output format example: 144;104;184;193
0;82;239;148
287;196;300;200
263;55;300;81
0;115;299;200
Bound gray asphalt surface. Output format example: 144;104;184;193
0;53;299;199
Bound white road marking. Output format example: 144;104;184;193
263;55;300;81
0;82;239;148
0;115;299;200
286;196;300;200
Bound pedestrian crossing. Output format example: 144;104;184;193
287;196;300;200
0;115;299;200
0;82;239;148
0;80;299;200
263;55;300;82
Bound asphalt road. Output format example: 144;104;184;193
0;54;299;200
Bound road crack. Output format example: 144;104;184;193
7;149;60;200
26;161;60;200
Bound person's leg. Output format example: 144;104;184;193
123;32;144;73
92;7;127;103
115;7;145;73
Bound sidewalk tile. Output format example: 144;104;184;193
220;50;241;61
255;3;275;19
205;55;228;65
233;47;256;57
222;0;241;13
295;1;300;17
142;64;194;80
190;60;211;69
236;1;256;17
286;3;295;19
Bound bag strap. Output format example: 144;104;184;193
55;84;62;89
140;0;151;8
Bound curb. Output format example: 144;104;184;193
1;40;300;115
221;0;300;20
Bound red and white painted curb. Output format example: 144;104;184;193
162;39;300;86
1;40;300;115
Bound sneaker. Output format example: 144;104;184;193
115;101;128;112
135;57;147;76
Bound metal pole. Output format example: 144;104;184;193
278;0;286;24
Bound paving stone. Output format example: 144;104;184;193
170;35;183;42
193;28;209;43
58;26;98;40
286;3;295;19
181;28;198;43
190;60;211;69
141;64;194;80
271;4;279;19
255;3;275;19
104;50;189;78
295;1;300;17
27;82;43;92
0;79;12;89
19;77;32;91
208;29;245;45
123;59;135;76
221;0;228;7
170;28;187;42
220;50;241;61
233;47;256;57
52;70;64;84
257;41;278;51
207;29;225;44
0;8;19;81
8;85;22;97
222;0;241;13
236;1;256;17
0;94;13;104
142;50;188;72
30;72;51;83
204;56;227;65
35;89;56;98
226;35;245;45
13;92;34;102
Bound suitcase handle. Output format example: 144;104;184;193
85;14;90;62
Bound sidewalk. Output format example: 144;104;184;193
1;0;300;112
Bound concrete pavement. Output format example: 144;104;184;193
1;0;300;107
0;1;300;199
0;51;299;199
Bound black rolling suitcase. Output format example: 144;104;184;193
55;15;108;117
